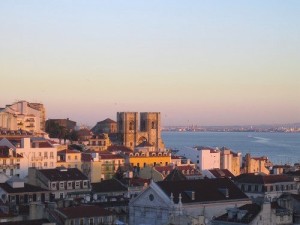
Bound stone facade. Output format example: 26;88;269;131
117;112;165;151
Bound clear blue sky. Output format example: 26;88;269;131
1;1;299;126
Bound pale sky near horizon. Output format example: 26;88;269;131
1;1;299;126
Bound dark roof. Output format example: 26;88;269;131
57;205;113;219
213;203;261;224
209;169;235;178
234;174;294;184
99;118;117;124
164;168;187;181
157;178;249;204
285;170;300;176
136;141;153;147
39;168;88;181
92;179;127;193
0;219;50;225
0;183;47;194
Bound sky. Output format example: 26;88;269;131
0;1;299;126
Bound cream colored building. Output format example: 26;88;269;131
0;101;46;134
0;137;57;179
86;134;111;151
220;147;242;176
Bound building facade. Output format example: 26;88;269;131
117;112;165;151
0;137;57;178
0;101;46;133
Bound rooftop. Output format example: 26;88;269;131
157;177;248;204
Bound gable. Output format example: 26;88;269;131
130;181;172;208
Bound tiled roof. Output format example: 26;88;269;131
58;149;81;154
0;183;48;194
92;179;127;193
213;203;261;224
234;174;294;184
164;168;187;181
208;169;235;178
31;140;53;148
157;178;249;204
57;205;113;219
39;168;88;181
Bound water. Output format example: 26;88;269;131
162;131;300;165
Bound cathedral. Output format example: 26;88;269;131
117;112;165;151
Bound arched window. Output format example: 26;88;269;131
129;121;134;130
151;121;156;129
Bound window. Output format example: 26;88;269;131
50;152;54;159
75;155;78;160
247;185;251;192
44;162;48;168
60;182;64;189
75;181;80;189
32;163;36;167
50;162;54;167
80;219;84;225
44;152;48;158
51;183;56;189
68;182;72;189
10;159;13;165
254;185;258;192
129;121;134;130
68;156;71;160
83;181;88;187
89;218;94;225
151;121;156;129
3;159;6;165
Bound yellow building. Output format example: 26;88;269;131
57;149;82;170
244;153;271;174
220;148;242;176
127;151;171;168
81;150;125;183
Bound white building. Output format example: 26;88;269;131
0;137;57;179
177;146;220;171
0;101;45;134
129;178;251;225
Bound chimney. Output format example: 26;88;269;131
21;138;31;149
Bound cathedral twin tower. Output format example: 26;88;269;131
117;112;165;151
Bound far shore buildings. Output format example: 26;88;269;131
0;101;46;134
